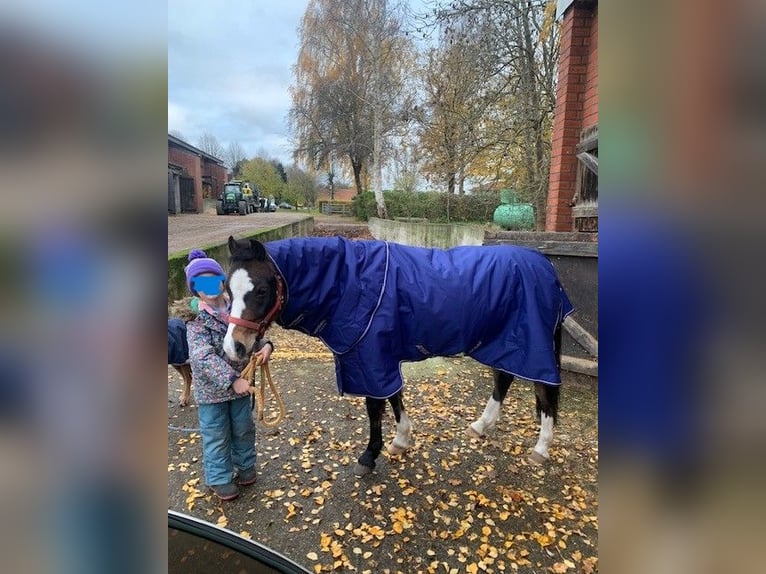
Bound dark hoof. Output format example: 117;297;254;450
528;451;548;465
353;463;374;477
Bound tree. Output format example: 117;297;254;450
286;165;319;207
224;140;246;172
290;0;416;218
197;132;224;158
239;157;288;201
426;0;559;228
271;160;288;184
417;15;506;196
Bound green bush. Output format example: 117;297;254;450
351;191;499;223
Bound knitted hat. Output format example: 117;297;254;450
185;249;225;295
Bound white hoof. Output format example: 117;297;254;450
387;441;411;455
466;424;483;438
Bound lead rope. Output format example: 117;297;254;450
240;353;285;428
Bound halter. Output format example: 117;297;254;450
227;271;285;340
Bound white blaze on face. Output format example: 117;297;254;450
223;268;254;359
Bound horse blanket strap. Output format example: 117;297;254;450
240;354;285;428
265;237;574;400
228;274;285;340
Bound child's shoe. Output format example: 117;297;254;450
236;467;257;486
210;482;239;501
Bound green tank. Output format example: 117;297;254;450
493;189;535;230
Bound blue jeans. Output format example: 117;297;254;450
197;396;256;486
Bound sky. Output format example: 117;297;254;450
168;0;309;166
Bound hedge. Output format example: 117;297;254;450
351;191;499;223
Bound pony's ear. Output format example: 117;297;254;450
249;239;267;261
228;235;238;254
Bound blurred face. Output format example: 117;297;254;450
192;273;225;299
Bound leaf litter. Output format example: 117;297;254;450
168;324;598;573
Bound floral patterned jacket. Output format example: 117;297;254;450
186;305;265;405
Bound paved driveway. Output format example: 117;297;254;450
168;212;312;255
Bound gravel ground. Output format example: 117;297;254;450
168;211;314;254
167;327;598;574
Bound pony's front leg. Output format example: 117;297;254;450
387;391;414;455
353;397;387;476
467;370;514;437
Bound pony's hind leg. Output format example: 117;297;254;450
354;397;387;477
529;321;563;464
387;391;414;455
173;364;193;407
468;370;514;437
529;382;560;465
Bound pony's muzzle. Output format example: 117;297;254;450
234;341;247;361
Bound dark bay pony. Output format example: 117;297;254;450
223;235;573;476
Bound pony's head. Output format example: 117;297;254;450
223;236;284;361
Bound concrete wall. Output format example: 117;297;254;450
368;217;485;248
168;218;314;301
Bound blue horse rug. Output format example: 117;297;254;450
167;318;189;365
265;237;573;399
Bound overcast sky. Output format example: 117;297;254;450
168;0;309;166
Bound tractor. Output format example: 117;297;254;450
216;180;260;215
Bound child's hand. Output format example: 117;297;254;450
253;342;273;366
232;377;251;394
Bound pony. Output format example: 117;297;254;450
223;235;573;476
168;318;192;407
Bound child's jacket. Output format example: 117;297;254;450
186;307;250;405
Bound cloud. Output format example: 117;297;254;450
168;0;305;164
167;102;189;134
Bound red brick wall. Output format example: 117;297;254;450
202;159;227;199
583;8;598;128
545;3;598;231
317;187;356;202
168;146;203;212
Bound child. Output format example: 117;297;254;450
184;249;274;501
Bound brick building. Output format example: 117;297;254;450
316;186;356;203
168;134;227;214
546;0;598;232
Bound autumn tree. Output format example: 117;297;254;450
239;157;288;201
417;14;507;195
197;132;224;158
427;0;559;228
290;0;416;218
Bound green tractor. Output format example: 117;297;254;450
216;180;260;215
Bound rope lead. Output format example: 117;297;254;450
240;353;285;428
